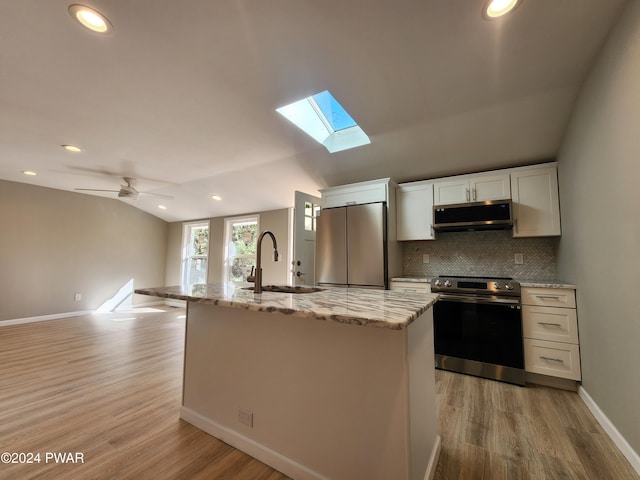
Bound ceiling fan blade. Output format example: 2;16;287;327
140;191;175;199
75;188;120;193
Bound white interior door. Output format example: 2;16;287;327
293;191;321;286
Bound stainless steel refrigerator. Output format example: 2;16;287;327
315;202;388;288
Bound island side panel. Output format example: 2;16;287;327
407;307;439;480
182;302;414;480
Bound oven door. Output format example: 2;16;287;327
433;294;524;385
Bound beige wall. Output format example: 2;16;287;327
556;1;640;454
164;208;292;287
165;221;183;286
0;180;168;322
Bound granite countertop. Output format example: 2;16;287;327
518;279;576;289
135;284;439;330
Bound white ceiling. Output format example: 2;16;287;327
0;0;628;222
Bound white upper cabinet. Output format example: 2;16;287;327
471;174;511;202
320;178;389;209
396;181;434;241
432;178;469;205
433;173;511;205
511;166;561;237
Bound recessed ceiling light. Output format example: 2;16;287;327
484;0;520;19
211;195;222;201
158;205;167;210
62;144;82;153
68;4;114;34
22;171;38;176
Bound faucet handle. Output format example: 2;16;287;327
247;266;256;283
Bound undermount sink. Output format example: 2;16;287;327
242;285;325;294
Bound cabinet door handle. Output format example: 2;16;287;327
514;218;518;233
540;356;565;364
537;322;562;327
466;188;470;202
472;188;477;201
536;295;561;300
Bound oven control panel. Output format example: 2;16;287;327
431;276;521;296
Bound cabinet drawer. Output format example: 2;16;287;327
522;305;579;344
522;287;576;308
389;281;431;294
524;338;581;381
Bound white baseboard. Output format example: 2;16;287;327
0;300;181;327
164;299;186;308
425;435;441;480
578;386;640;475
0;310;94;327
181;406;441;480
180;407;329;480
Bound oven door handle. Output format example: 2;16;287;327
437;294;521;306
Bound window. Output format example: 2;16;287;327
304;200;321;232
181;221;209;286
224;216;259;284
276;90;370;153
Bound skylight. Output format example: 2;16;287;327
276;91;370;153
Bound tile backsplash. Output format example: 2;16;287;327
403;230;556;280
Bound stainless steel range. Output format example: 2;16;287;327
431;275;525;386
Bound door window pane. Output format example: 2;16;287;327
303;201;320;232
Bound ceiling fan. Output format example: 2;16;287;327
75;177;173;199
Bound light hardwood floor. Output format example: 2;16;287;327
433;368;639;480
1;307;637;479
0;307;288;480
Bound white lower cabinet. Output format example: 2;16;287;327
524;338;581;380
390;280;431;294
522;287;581;381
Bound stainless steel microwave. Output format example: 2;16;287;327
433;200;513;232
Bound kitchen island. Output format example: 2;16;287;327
135;284;440;480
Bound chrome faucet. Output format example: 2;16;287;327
247;230;279;293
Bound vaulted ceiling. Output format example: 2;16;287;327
0;0;628;221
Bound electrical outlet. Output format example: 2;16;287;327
514;253;524;265
74;293;82;301
238;409;253;428
423;254;430;264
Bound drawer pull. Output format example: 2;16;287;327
535;295;561;300
540;356;565;363
537;322;562;327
